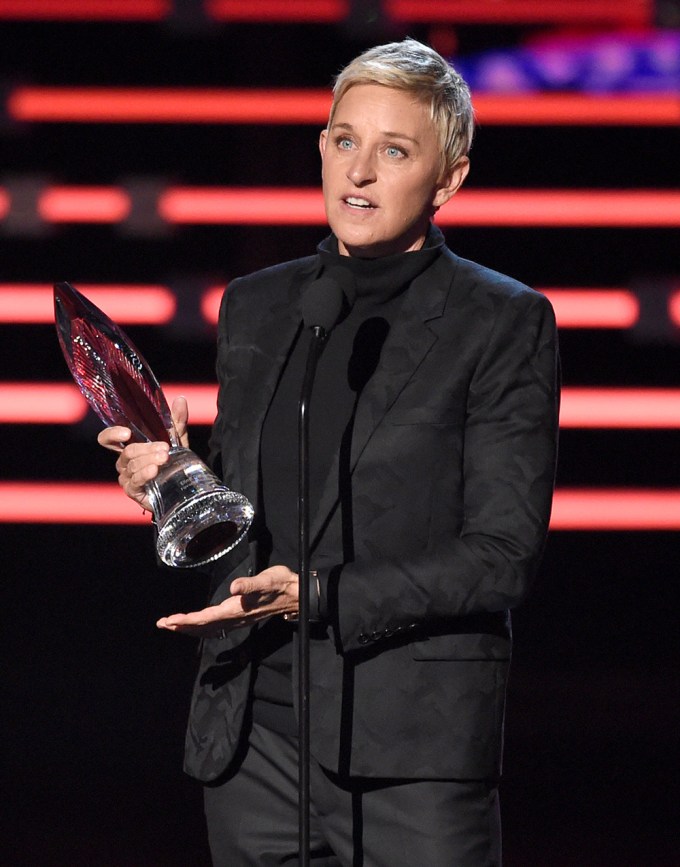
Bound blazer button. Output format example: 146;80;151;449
358;634;371;645
370;631;382;641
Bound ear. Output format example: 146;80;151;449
432;156;470;209
319;129;328;160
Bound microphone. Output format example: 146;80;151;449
301;267;356;335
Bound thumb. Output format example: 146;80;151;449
171;395;190;447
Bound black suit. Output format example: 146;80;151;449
184;240;559;790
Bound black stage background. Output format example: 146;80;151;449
2;10;679;866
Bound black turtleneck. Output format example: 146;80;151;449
253;226;444;735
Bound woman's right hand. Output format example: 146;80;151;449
97;395;189;513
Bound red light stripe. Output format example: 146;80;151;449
206;0;348;21
0;0;649;24
0;483;149;523
158;187;326;224
0;284;176;324
473;94;680;126
5;385;680;429
0;0;168;19
386;0;650;25
0;384;87;423
162;383;218;421
157;188;680;227
550;489;680;530
0;283;640;330
8;89;678;126
560;388;680;428
440;190;680;227
7;88;334;124
202;287;640;330
0;187;10;219
0;283;657;331
38;187;131;223
201;286;225;325
541;289;639;329
0;383;218;425
668;290;680;327
1;484;676;528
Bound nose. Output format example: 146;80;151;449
346;150;376;186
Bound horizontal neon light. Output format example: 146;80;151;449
158;187;326;225
4;385;680;429
559;388;680;428
7;88;334;125
1;484;675;529
206;0;348;22
0;0;168;19
385;0;650;24
473;94;679;126
0;383;219;425
198;287;640;330
0;0;648;24
0;384;87;423
201;286;224;325
550;489;680;530
4;186;679;228
8;89;678;127
0;483;150;524
541;289;639;329
440;190;680;227
0;188;10;219
668;290;680;327
0;284;176;324
158;188;680;227
0;283;646;330
38;187;131;223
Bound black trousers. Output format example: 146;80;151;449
204;722;501;867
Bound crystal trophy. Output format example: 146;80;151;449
54;281;254;568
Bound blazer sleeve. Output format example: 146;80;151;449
324;288;560;654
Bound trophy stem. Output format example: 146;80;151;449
147;447;254;568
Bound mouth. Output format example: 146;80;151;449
343;196;376;210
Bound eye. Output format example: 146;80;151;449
337;137;354;150
385;145;406;158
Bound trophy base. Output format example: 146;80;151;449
148;448;254;568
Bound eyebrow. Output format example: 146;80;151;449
331;122;420;146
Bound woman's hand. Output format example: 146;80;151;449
156;565;300;637
97;396;189;512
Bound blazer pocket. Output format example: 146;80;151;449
411;632;511;661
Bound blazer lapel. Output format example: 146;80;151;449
310;251;456;544
237;262;320;506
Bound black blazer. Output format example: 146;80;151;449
183;243;560;783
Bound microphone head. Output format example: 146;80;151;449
301;267;356;333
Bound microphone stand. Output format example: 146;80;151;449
297;325;327;867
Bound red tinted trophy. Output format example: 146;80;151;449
54;281;253;568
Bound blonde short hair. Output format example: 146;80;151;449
328;38;474;176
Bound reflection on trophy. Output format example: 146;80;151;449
54;281;254;568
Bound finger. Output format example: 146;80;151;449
156;619;250;638
116;445;168;487
115;443;170;510
171;395;190;447
156;598;244;629
124;444;170;476
97;425;132;452
121;460;161;496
